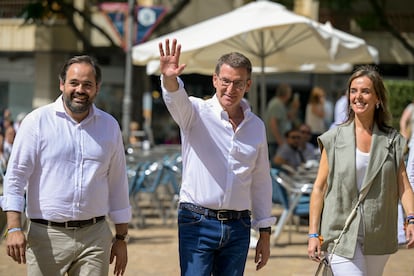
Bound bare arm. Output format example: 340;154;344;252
110;223;129;275
272;155;288;168
287;97;300;121
269;118;284;146
255;231;270;271
5;211;26;264
159;39;186;92
311;103;325;118
398;161;414;248
400;106;412;139
307;149;329;261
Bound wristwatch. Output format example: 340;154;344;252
259;227;272;233
115;233;129;243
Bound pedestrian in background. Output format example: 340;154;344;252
265;83;299;158
305;86;327;146
330;89;348;129
298;123;318;162
159;38;275;276
308;65;414;275
1;55;131;276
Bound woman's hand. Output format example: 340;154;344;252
307;236;322;262
405;224;414;249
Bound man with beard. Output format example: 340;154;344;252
272;128;305;171
0;55;131;276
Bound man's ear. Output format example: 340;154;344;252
59;80;64;92
212;74;219;89
244;79;252;93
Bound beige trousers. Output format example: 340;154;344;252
26;219;113;276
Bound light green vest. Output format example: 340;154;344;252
318;121;405;258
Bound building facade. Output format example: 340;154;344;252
0;0;413;141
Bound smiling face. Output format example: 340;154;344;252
60;62;99;122
213;63;251;112
349;76;379;119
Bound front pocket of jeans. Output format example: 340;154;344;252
178;209;204;226
239;216;251;228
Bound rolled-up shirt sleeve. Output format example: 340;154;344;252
251;138;277;230
107;128;132;224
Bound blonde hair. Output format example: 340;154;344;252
308;86;325;104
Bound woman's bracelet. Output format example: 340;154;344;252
308;233;324;244
406;215;414;221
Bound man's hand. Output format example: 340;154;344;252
110;240;128;276
6;230;26;264
159;38;186;79
255;232;271;270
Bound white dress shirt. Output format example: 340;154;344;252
1;96;131;224
162;77;276;229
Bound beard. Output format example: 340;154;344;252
63;92;93;114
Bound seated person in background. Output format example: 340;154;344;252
272;128;304;171
298;123;318;161
128;120;142;146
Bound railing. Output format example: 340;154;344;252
126;145;182;228
0;1;31;18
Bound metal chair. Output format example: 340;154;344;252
128;153;182;227
270;168;312;245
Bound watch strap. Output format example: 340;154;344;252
115;234;127;241
259;227;271;233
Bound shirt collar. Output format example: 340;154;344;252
210;94;252;120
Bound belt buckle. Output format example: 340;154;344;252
64;221;80;229
217;210;230;221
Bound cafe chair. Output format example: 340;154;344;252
270;168;312;245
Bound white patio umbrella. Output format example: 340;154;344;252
132;0;378;116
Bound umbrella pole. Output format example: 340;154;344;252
260;68;266;118
122;0;134;142
260;30;266;119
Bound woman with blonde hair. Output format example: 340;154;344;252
305;86;326;145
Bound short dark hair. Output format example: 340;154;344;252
215;52;252;78
59;55;102;85
284;127;300;138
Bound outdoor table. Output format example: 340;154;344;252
272;166;316;245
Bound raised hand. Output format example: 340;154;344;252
159;38;186;78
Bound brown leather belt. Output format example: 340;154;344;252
30;216;105;229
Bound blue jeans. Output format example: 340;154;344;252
178;208;251;276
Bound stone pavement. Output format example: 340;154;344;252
1;212;414;276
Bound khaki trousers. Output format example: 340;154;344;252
26;219;113;276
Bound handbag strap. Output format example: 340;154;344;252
328;129;397;263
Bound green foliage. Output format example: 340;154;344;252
319;0;356;11
354;14;381;30
20;1;47;23
385;80;414;129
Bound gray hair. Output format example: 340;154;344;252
215;52;252;78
